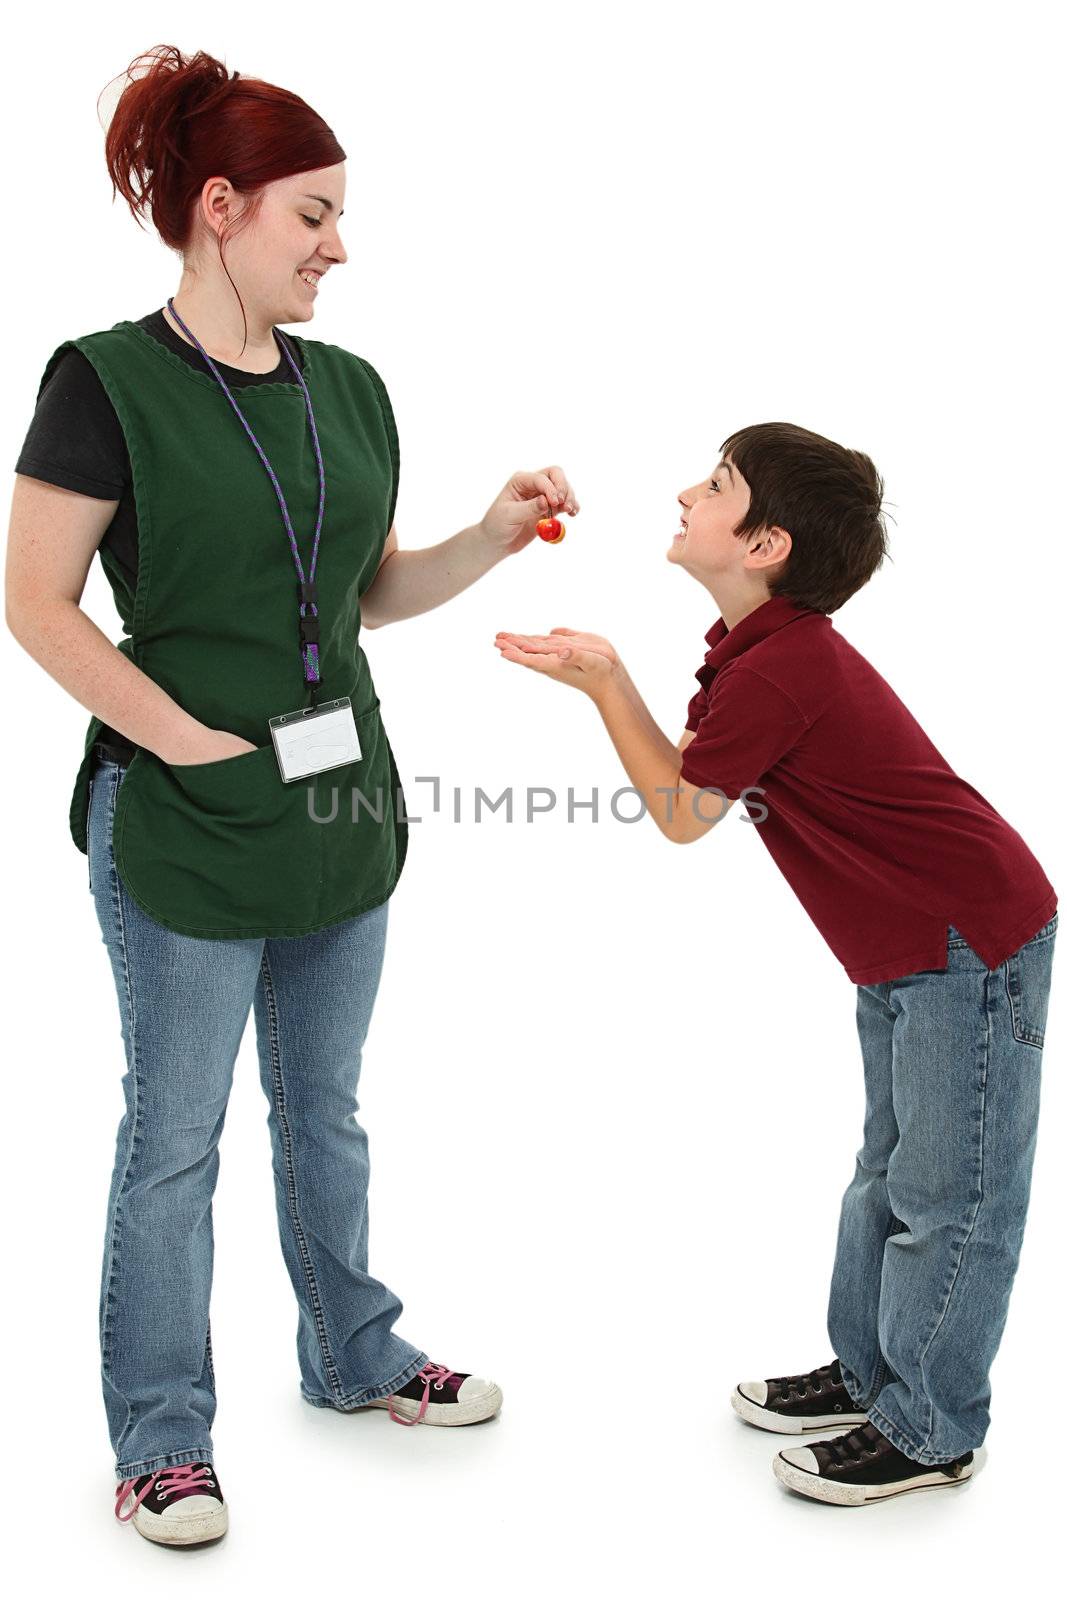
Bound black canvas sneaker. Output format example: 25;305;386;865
114;1460;227;1545
774;1420;974;1505
731;1356;868;1433
366;1361;503;1426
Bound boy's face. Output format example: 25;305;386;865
671;456;790;596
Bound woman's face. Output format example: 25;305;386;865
198;162;349;327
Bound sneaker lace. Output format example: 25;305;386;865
114;1461;216;1521
388;1361;457;1426
772;1359;838;1402
820;1422;884;1467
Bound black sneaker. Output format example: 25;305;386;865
114;1460;227;1545
774;1419;974;1505
731;1357;868;1433
366;1361;503;1426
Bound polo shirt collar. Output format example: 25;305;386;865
703;594;822;671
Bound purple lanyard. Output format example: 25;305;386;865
165;297;326;691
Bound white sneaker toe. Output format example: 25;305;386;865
456;1376;496;1403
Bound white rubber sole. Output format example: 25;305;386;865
365;1381;504;1426
772;1451;973;1505
731;1385;868;1434
130;1501;229;1545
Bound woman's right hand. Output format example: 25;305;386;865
161;727;259;765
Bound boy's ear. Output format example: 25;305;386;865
745;524;792;569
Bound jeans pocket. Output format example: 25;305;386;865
1005;920;1057;1049
86;770;97;892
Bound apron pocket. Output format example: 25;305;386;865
111;705;402;939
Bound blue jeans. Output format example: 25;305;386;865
86;757;427;1482
827;911;1058;1463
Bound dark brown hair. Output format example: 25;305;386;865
719;422;891;614
100;44;346;355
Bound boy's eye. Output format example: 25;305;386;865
302;214;323;228
708;478;720;491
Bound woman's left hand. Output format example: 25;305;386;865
479;467;580;557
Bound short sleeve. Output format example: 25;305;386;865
685;659;715;731
680;665;808;799
356;356;400;530
14;345;129;499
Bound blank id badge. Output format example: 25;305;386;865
269;696;362;783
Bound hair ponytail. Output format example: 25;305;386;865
98;44;345;352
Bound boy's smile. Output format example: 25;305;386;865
672;453;791;622
672;456;751;569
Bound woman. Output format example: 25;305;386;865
6;44;579;1548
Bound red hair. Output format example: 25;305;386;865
100;44;346;350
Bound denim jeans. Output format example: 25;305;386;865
86;756;427;1482
827;910;1058;1463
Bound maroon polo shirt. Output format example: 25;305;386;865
679;594;1057;984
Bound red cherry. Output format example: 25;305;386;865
536;517;565;542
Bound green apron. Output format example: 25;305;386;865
46;319;409;939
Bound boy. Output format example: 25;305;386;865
494;422;1057;1506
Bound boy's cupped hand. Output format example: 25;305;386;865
494;628;619;697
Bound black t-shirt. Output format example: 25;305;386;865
15;308;307;756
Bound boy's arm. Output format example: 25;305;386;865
494;633;732;843
593;676;732;845
609;660;693;767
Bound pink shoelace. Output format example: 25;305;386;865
114;1461;216;1521
387;1361;458;1425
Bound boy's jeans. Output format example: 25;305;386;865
87;757;427;1482
828;911;1058;1464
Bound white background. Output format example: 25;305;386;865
2;0;1064;1591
